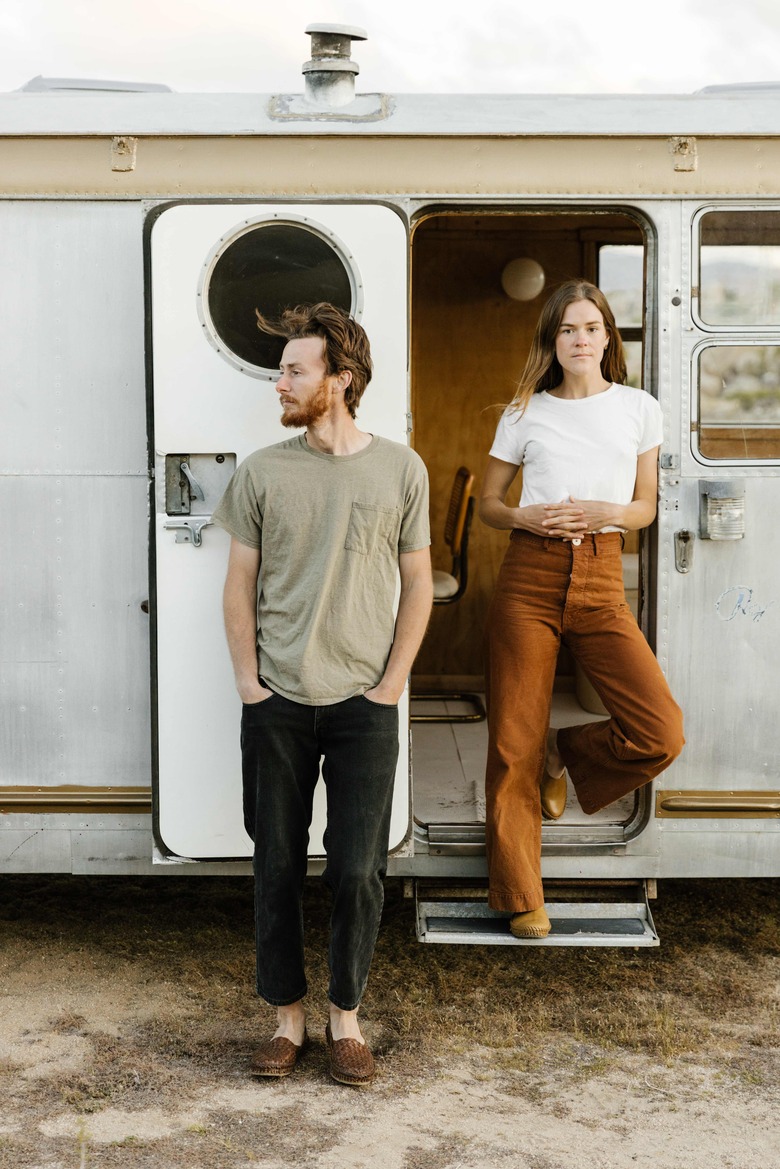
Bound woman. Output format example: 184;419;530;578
480;279;684;939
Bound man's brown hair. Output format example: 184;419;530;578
256;302;373;419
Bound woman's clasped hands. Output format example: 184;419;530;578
520;496;623;541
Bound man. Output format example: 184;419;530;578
212;302;432;1086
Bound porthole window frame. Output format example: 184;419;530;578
196;212;364;380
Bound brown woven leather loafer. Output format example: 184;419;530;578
250;1030;309;1078
325;1023;375;1086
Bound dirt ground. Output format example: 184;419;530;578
1;875;779;1169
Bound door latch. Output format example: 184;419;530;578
179;460;205;501
164;452;235;516
674;530;694;574
163;518;212;547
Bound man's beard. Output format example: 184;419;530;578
280;381;331;429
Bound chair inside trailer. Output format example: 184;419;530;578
409;209;648;838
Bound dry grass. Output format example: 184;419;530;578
3;876;780;1061
48;1029;181;1113
0;875;778;1167
49;1011;89;1035
360;878;779;1064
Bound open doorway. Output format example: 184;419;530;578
409;208;649;836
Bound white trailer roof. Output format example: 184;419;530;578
1;90;779;137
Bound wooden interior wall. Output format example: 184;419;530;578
411;212;643;682
699;427;780;460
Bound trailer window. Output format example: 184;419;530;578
598;244;643;387
699;211;780;327
200;220;356;377
698;344;780;459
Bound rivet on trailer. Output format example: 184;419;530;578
2;24;780;946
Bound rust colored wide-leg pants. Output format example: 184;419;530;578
484;530;684;914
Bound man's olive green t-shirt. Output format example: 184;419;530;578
212;434;430;706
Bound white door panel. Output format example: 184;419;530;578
151;203;410;859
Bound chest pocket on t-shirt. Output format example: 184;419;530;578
344;502;402;556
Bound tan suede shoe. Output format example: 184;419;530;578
509;907;552;938
325;1023;375;1086
250;1030;309;1078
540;766;568;820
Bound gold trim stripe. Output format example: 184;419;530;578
656;790;780;819
0;786;152;815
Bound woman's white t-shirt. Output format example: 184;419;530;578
489;383;663;530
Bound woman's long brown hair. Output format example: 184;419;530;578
509;279;628;415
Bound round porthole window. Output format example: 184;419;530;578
198;215;363;378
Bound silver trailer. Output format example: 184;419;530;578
2;26;779;946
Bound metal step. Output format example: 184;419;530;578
416;894;659;947
424;821;631;856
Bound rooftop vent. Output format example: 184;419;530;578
269;23;388;123
19;76;172;93
302;23;366;108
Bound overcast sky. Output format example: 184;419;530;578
2;0;779;96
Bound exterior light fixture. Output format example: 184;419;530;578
699;480;745;540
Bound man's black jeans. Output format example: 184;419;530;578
240;690;400;1011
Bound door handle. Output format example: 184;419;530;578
674;530;694;574
180;460;205;501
